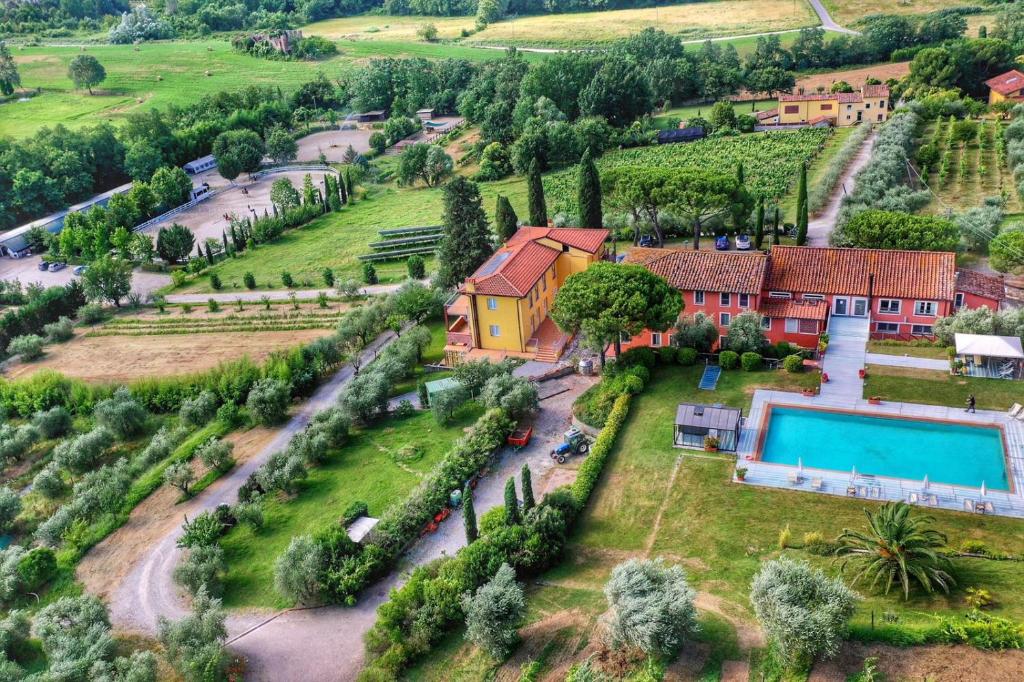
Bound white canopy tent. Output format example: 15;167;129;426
955;333;1024;379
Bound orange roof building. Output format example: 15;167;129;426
444;227;610;365
776;84;889;127
985;69;1024;105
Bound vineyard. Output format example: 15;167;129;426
86;305;350;337
543;128;833;215
918;117;1021;214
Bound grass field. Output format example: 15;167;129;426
1;40;540;139
822;0;981;26
920;119;1021;215
864;364;1024;411
307;1;817;48
219;401;483;608
866;340;950;360
4;301;346;383
167;174;530;294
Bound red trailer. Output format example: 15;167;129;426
507;424;533;450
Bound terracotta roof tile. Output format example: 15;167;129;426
468;240;559;297
985;70;1024;96
624;248;768;294
507;227;609;254
766;246;956;300
761;299;829;322
862;84;890;98
756;108;778;120
956;269;1005;302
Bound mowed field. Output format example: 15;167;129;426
307;0;817;47
0;40;540;139
3;302;346;383
822;0;983;26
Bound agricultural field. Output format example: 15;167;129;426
652;99;777;129
4;301;348;383
0;40;537;139
167;174;530;294
544;127;834;215
220;401;484;608
410;365;1024;679
822;0;982;26
919;118;1022;215
306;0;817;48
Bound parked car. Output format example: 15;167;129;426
637;234;653;247
73;265;88;276
715;235;730;250
37;261;49;271
736;234;752;250
48;262;66;272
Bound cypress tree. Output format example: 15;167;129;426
495;195;518;243
339;172;348;204
196;244;203;260
527;158;547;227
577;147;602;229
205;243;214;265
504;477;520;525
345;169;355;202
773;206;782;246
795;162;808;246
463;485;478;543
736;161;745;186
222;230;229;256
521;464;535;512
436;176;494;289
754;197;765;250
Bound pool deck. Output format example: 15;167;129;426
734;389;1024;519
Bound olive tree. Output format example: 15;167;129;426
173;544;226;598
750;557;858;668
196;438;234;473
725;311;767;354
164;461;195;496
273;534;324;604
603;558;697;657
462;563;525;660
481;374;538;419
246;378;291;425
0;488;20;534
94;387;147;439
179;390;218;427
32;406;73;438
33;595;114;678
158;587;227;681
52;427;114;474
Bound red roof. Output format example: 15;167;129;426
761;299;829;322
985;70;1024;96
506;227;609;254
766;246;956;301
956;269;1005;302
624;248;768;294
756;108;778;121
862;84;889;98
467;226;609;297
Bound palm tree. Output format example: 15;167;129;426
836;502;955;599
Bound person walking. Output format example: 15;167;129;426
966;394;976;413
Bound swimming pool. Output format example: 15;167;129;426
758;406;1010;491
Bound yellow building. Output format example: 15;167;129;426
444;227;610;365
777;84;889;127
985;70;1024;105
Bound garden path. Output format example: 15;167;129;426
864;352;949;372
820;316;870;401
806;131;876;246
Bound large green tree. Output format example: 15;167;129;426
0;41;21;96
494;195;518;243
156;224;195;264
551;262;682;363
577;147;602;229
842;210;959;252
83;256;133;307
265;126;298;166
150;166;192;209
212;129;265;182
435;177;494;288
526;158;547;226
68;54;106;94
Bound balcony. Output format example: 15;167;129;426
446;316;472;347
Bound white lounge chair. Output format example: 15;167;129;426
788;472;801;485
964;499;976;512
984;501;995;514
811;477;823;491
909;492;921;505
927;494;938;506
869;487;881;499
1009;403;1023;418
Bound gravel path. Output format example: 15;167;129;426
806;0;858;34
164;281;421;304
807;131;876;247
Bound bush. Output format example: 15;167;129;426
43;316;75;343
740;352;762;372
657;347;677;364
31;406;72;438
604;558;697;657
179;390;218;427
750;557;858;667
719;350;739;370
246;378;291;425
210;273;222;290
173;544;226;598
17;547;57;591
407;254;426;280
481;374;538;419
677;347;698;366
8;334;44;361
0;488;21;534
783;354;804;373
77;302;106;325
93;387;148;439
243;272;256;289
573;395;630;505
615;346;656;370
343;500;368;525
275;534;325;604
32;464;66;499
215;402;240;426
462;563;525;660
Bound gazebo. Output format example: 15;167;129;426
674;403;742;451
954;333;1024;380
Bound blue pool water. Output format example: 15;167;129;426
760;406;1009;490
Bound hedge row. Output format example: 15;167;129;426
572;393;631;506
0;283;87;355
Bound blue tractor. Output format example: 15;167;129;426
549;427;590;464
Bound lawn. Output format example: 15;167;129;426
866;340;950;360
306;1;817;49
1;39;541;139
219;402;483;608
864;364;1024;411
821;0;982;26
388;317;450;399
167;174;529;294
651;99;777;129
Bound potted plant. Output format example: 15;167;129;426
868;396;883;405
735;466;748;481
801;386;817;397
703;435;720;452
858;368;867;379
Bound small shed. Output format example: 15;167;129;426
424;377;464;406
183;155;217;175
416;108;435;121
346;516;379;544
357;110;387;123
954;333;1024;379
674;403;741;451
657;126;705;145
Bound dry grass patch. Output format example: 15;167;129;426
823;0;981;25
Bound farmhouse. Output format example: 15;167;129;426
777;84;889;126
621;246;1002;350
985;69;1024;105
444;227;609;365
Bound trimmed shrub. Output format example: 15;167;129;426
8;335;44;361
658;347;677;364
783;354;804;373
573;394;631;505
615;346;656;370
740;352;762;372
719;350;739;370
677;347;698;366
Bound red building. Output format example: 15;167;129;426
622;246;1004;351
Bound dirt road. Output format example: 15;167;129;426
807;131;876;246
